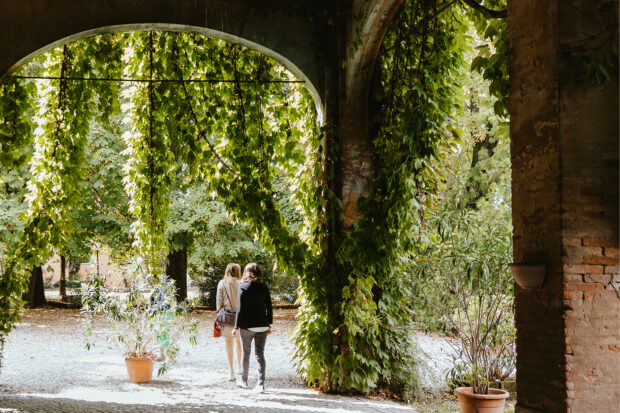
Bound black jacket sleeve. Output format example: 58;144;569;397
265;283;273;325
234;284;243;329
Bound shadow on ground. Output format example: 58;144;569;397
0;387;414;413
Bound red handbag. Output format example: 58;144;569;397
213;321;222;338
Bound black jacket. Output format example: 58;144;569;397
235;281;273;329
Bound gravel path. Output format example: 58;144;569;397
413;332;457;392
0;308;420;413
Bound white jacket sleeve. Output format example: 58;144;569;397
216;280;224;310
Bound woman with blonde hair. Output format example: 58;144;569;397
216;263;242;380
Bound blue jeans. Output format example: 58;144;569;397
239;329;267;385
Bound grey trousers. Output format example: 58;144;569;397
239;328;268;385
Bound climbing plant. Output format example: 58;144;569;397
293;0;509;397
0;78;35;169
0;34;125;336
468;0;509;117
0;31;321;339
122;32;178;269
0;0;509;398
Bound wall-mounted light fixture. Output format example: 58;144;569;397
509;263;546;289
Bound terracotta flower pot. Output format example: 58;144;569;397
125;356;154;383
455;387;509;413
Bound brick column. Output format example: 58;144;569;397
559;1;619;410
510;1;619;412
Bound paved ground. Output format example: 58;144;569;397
0;307;418;413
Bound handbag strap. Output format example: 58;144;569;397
222;283;235;312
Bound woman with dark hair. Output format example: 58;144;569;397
233;262;272;392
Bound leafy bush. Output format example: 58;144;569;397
412;207;515;394
278;290;298;304
388;335;425;402
193;262;226;309
81;257;198;376
190;225;299;308
50;280;83;289
194;256;299;307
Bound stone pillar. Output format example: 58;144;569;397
341;0;402;228
510;1;619;412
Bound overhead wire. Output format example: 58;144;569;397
7;75;304;84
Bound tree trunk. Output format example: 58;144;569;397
59;255;67;301
68;258;81;281
465;124;499;209
22;265;46;308
165;247;187;302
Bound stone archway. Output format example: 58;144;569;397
0;1;323;114
0;0;400;226
1;1;618;412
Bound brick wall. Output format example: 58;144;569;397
559;1;619;410
510;1;619;412
41;253;117;286
510;0;566;411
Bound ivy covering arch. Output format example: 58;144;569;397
0;0;509;396
0;29;323;368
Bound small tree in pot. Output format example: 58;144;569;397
81;257;198;382
440;264;514;405
414;209;515;412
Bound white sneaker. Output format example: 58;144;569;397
236;378;248;389
228;370;235;381
253;384;265;393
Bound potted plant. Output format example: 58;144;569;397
81;257;198;382
444;273;514;412
414;210;515;413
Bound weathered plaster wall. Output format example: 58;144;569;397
340;0;402;228
510;1;619;412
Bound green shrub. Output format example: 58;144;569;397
191;247;299;308
50;280;83;289
194;262;226;309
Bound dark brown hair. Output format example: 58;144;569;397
242;262;261;283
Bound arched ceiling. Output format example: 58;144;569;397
0;0;323;109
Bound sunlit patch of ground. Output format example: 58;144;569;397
0;307;414;412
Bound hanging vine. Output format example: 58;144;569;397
167;34;322;279
122;32;177;269
291;0;498;396
0;78;35;169
0;34;125;337
0;0;508;397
